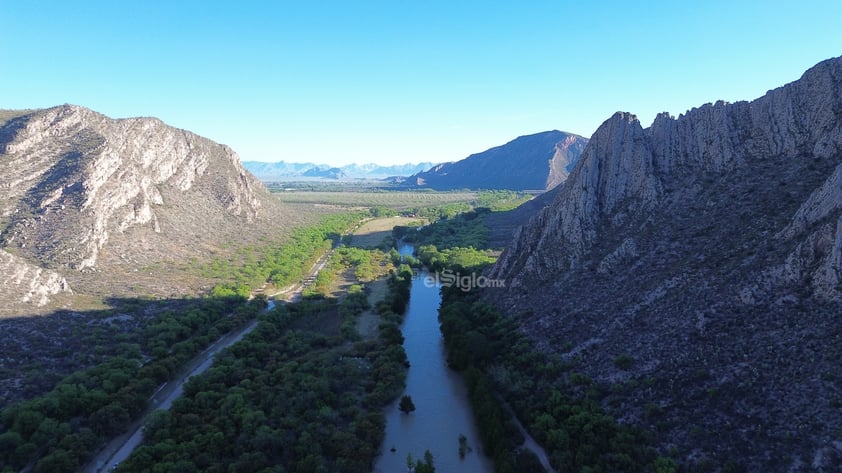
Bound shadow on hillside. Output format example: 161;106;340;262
0;293;277;473
484;186;561;249
0;113;30;150
0;294;254;410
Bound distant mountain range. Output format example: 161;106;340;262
401;130;589;191
242;160;438;180
244;131;589;192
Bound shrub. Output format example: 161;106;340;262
614;354;635;370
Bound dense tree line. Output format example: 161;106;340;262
472;190;531;212
438;284;676;473
415;244;496;273
305;246;393;297
407;202;473;222
0;297;264;473
207;212;367;297
400;191;527;223
395;191;531;250
395;209;489;249
115;265;415;472
338;285;370;340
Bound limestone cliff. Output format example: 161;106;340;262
493;57;842;296
0;105;287;313
0;250;71;306
489;56;842;470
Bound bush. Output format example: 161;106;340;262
399;395;416;414
614;354;635;370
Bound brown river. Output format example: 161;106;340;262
373;245;493;472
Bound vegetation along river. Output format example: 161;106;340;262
373;244;493;473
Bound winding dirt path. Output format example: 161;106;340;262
499;398;558;473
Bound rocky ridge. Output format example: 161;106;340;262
489;57;842;470
405;130;588;191
0;250;71;305
0;105;285;313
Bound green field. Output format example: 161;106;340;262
272;190;478;209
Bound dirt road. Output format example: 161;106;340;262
82;247;335;472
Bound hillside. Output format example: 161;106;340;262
483;185;564;248
404;130;588;191
302;166;347;179
489;57;842;469
0;105;306;316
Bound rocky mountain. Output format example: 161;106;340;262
0;105;297;315
241;160;316;179
489;57;842;470
484;183;565;249
242;160;438;180
404;130;588;191
301;166;347;179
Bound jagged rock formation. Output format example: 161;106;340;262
405;130;588;191
0;105;293;314
490;57;842;470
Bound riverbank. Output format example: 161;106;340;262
437;283;666;472
373;268;494;473
108;261;414;472
373;243;492;472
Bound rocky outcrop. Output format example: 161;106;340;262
491;114;660;278
0;105;292;314
489;56;842;470
0;250;71;307
0;105;263;271
405;130;588;191
493;57;842;295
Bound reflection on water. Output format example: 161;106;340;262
372;269;493;473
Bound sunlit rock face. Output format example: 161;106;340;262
0;250;71;306
0;104;273;311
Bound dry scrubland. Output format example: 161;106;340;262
37;202;340;313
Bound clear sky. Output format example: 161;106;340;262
2;1;841;166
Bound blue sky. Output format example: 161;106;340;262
2;1;841;165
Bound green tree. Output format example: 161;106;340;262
399;395;416;414
34;448;78;473
458;434;471;458
414;450;436;473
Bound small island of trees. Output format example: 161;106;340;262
399;394;416;414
